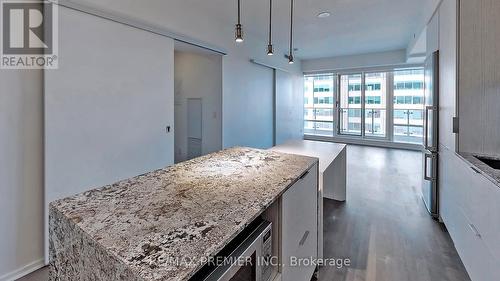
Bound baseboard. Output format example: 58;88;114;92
304;134;423;151
0;259;45;281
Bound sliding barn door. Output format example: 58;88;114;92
275;70;304;145
44;6;175;261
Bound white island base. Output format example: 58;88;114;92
270;140;347;259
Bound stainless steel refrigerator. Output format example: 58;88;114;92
422;50;439;218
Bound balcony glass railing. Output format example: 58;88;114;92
339;108;362;136
393;109;424;144
365;108;387;137
304;119;334;136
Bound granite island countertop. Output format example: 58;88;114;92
458;152;500;188
49;147;318;281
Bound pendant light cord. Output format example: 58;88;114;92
269;0;272;44
289;0;294;56
238;0;241;24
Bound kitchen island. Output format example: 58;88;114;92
49;147;318;281
270;140;346;260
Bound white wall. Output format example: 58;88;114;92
174;51;223;162
0;70;45;279
301;49;407;72
407;26;427;59
426;9;440;58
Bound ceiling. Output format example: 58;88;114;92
195;0;440;59
77;0;440;60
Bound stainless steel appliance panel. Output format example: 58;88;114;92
422;50;440;218
422;152;438;216
424;51;439;152
203;221;273;281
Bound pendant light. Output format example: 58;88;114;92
288;0;294;64
235;0;244;43
267;0;274;55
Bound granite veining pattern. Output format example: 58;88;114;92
49;147;317;281
459;152;500;187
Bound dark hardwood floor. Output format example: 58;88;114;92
19;145;470;281
318;145;470;281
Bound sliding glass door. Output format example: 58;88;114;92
303;67;425;145
339;74;362;136
364;72;387;138
338;72;387;138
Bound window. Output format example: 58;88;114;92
315;97;333;104
394;80;424;90
363;72;387;137
348;110;361;117
393;68;425;144
304;67;424;144
348;96;361;104
348;84;361;92
339;74;363;136
304;74;335;136
394;110;405;119
366;83;381;91
366;96;382;104
394;95;424;105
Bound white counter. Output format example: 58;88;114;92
270;140;347;259
271;140;346;201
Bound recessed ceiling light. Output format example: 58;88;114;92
317;11;331;18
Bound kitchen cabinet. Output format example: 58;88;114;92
458;0;500;155
281;164;318;281
488;183;500;261
440;146;500;281
437;0;500;280
438;0;458;151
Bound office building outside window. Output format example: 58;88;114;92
393;68;425;144
303;68;425;145
304;75;335;136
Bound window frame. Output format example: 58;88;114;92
303;65;425;146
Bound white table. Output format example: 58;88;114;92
270;140;347;259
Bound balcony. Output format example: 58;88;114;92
365;108;387;137
393;109;424;144
339;108;362;136
304;119;334;136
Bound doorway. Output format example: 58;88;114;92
339;73;363;136
187;98;202;160
174;42;223;163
